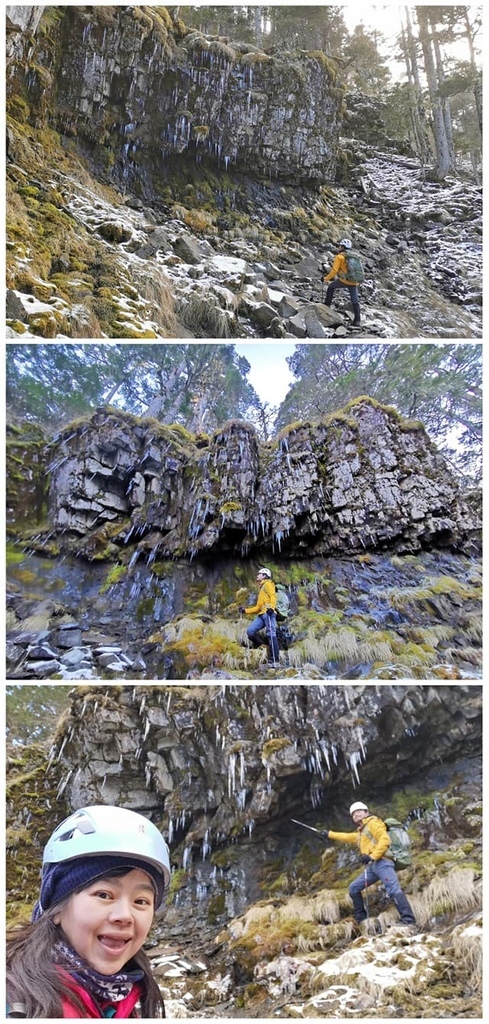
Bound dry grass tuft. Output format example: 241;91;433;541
410;867;478;927
177;294;237;338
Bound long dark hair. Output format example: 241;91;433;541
6;904;165;1018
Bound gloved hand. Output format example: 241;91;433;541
266;607;275;614
361;855;373;865
320;830;329;841
238;606;246;614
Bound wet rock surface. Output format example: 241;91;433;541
6;548;482;681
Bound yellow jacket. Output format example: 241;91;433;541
245;579;277;616
323;252;356;286
328;814;391;861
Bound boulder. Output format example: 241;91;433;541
172;234;206;265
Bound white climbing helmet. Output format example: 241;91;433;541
349;801;369;815
43;806;171;887
257;567;272;578
339;238;352;249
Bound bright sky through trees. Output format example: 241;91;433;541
235;342;295;405
341;3;481;67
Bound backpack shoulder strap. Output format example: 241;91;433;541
362;815;387;842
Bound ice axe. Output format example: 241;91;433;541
291;819;329;842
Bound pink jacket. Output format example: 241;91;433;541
61;977;142;1018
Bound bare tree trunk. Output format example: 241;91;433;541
429;12;456;171
463;8;482;137
145;358;188;420
416;6;452;180
254;6;263;46
188;392;210;434
400;8;433;167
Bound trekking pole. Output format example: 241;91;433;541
364;867;370;928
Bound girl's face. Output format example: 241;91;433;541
53;868;155;974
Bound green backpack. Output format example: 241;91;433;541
275;584;290;622
384;817;412;870
345;250;365;284
363;816;412;870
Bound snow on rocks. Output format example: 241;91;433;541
257;925;471;1017
6;146;482;339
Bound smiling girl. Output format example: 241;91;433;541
6;806;171;1018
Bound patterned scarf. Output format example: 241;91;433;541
54;939;144;1005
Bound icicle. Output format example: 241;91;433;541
237;789;247;811
349;751;362;786
57;769;73;798
56;736;68;760
182;845;192;870
228;753;236;797
46;745;57;771
355;726;366;759
201;829;211;860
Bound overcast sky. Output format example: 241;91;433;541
235;342;296;406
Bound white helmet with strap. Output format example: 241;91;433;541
257;567;272;578
349;801;369;814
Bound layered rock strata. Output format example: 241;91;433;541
40;399;480;559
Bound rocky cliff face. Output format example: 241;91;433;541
7;684;482;1017
7;4;342;187
47;684;482;840
6;4;45;57
34;399;482;560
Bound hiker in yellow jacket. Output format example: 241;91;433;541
322;238;361;326
324;801;416;929
239;567;279;664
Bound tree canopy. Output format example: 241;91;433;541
7;343;481;481
6;685;71;747
275;344;481;481
6;343;261;435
